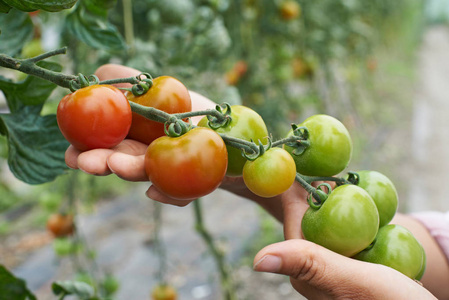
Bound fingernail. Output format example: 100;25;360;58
253;255;282;273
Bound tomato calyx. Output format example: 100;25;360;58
69;73;100;92
130;72;154;96
284;123;310;155
307;182;331;209
346;171;360;185
205;103;233;129
163;118;192;137
242;137;272;161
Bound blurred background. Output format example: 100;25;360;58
1;0;449;299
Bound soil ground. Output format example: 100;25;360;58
3;25;449;300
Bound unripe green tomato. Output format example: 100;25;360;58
302;184;379;257
355;170;398;227
243;147;296;198
284;114;352;176
353;224;426;280
198;105;268;176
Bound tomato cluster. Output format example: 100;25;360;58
56;74;425;280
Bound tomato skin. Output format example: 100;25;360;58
197;105;268;176
353;224;426;280
151;284;177;300
280;1;301;20
243;147;296;198
126;76;192;145
144;127;228;200
57;85;132;151
47;214;75;238
302;184;379;257
355;170;398;227
284;114;353;176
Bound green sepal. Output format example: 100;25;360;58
206;103;232;129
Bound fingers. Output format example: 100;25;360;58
64;139;148;180
253;240;436;300
94;64;141;88
282;182;309;239
146;185;194;207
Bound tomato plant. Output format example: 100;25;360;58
284;114;353;177
354;170;398;227
151;284;177;300
243;147;296;198
57;85;132;151
47;213;75;238
302;184;379;257
197;105;268;176
353;224;426;280
144;127;228;200
126;76;192;145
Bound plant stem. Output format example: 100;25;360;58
0;48;76;88
295;173;321;202
193;199;236;300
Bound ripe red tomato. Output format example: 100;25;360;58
144;127;228;200
126;76;192;145
47;213;75;237
243;147;296;198
151;284;177;300
57;85;132;151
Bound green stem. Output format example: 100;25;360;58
128;101;171;123
0;48;76;88
300;175;350;186
99;77;140;86
272;135;309;148
193;199;236;300
122;0;135;54
295;174;322;203
174;109;227;122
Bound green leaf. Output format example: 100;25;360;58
2;0;77;12
65;3;126;52
52;281;95;299
83;0;117;17
0;0;12;13
0;61;62;113
0;9;33;56
0;106;69;185
0;265;37;300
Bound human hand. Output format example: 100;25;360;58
253;239;437;299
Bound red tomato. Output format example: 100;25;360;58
47;213;75;237
57;85;132;151
126;76;192;145
144;127;228;200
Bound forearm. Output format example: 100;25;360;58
392;213;449;300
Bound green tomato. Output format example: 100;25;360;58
243;147;296;198
355;170;398;227
302;184;379;257
284;114;352;176
198;105;268;176
353;224;426;280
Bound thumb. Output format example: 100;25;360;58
253;239;433;300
